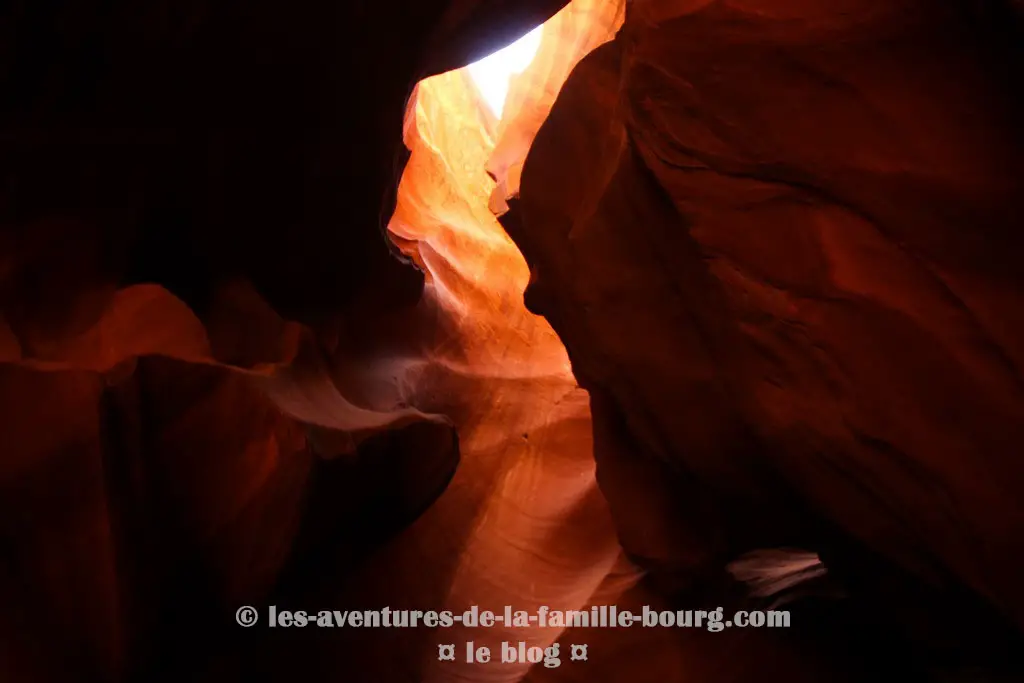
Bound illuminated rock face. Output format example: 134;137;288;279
0;2;591;680
2;0;1024;681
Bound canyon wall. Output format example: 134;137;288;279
2;0;1023;681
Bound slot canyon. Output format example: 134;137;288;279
2;0;1023;681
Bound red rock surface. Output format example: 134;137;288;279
512;0;1024;671
2;0;1024;681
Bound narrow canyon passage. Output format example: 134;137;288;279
2;0;1024;682
295;6;636;680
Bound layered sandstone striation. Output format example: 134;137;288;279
511;0;1024;673
2;0;1024;681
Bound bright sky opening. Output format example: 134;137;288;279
467;26;544;119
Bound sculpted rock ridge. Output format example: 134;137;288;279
1;0;1023;681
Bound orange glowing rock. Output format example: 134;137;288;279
371;6;638;679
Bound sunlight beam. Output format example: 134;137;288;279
467;26;544;119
